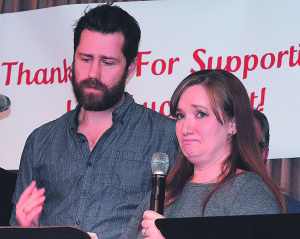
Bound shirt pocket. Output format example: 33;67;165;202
110;151;153;194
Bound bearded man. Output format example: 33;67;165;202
10;4;178;239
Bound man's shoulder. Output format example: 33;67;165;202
133;102;176;124
30;108;76;137
121;93;176;126
284;195;300;213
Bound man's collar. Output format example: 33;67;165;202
112;92;135;124
72;92;135;127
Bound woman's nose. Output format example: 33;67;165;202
181;118;194;136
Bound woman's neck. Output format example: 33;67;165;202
190;152;229;184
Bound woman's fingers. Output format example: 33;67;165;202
141;210;165;238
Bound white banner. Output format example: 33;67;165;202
1;0;300;170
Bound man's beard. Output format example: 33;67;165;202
71;65;127;112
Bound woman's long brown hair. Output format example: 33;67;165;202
165;69;286;215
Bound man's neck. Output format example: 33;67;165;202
78;93;125;126
77;93;125;151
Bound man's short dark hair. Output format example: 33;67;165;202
73;3;141;68
253;109;270;150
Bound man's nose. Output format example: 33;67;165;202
89;61;101;80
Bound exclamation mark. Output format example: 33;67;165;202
256;87;266;111
67;100;72;112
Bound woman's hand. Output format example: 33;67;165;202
141;210;165;239
16;181;45;227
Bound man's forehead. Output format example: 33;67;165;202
76;30;125;57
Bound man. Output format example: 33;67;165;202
0;167;17;226
253;109;270;164
253;109;300;213
10;4;178;239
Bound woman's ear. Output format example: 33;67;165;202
228;118;237;135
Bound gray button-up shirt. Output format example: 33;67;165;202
10;92;178;239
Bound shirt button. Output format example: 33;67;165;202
87;161;92;167
82;191;87;196
81;139;85;143
76;220;81;225
71;127;75;131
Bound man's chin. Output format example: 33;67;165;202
82;103;105;112
83;91;105;102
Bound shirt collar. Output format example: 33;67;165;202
71;92;135;128
112;92;135;124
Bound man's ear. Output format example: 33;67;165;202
127;58;138;77
262;147;269;163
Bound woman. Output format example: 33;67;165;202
121;69;285;239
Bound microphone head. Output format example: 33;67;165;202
0;95;11;112
151;152;170;176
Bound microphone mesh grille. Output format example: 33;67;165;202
0;95;11;112
151;152;169;175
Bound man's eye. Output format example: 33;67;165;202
82;58;91;62
104;61;114;66
101;59;115;66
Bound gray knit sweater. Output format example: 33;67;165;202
120;172;280;239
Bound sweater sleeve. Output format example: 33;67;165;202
120;192;151;239
9;132;36;226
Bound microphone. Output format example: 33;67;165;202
0;94;11;112
150;152;169;215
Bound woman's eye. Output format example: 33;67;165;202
197;112;206;118
175;113;184;120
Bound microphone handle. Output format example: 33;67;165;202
150;174;166;215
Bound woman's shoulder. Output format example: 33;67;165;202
226;171;279;206
219;171;280;215
223;171;273;198
233;171;263;183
